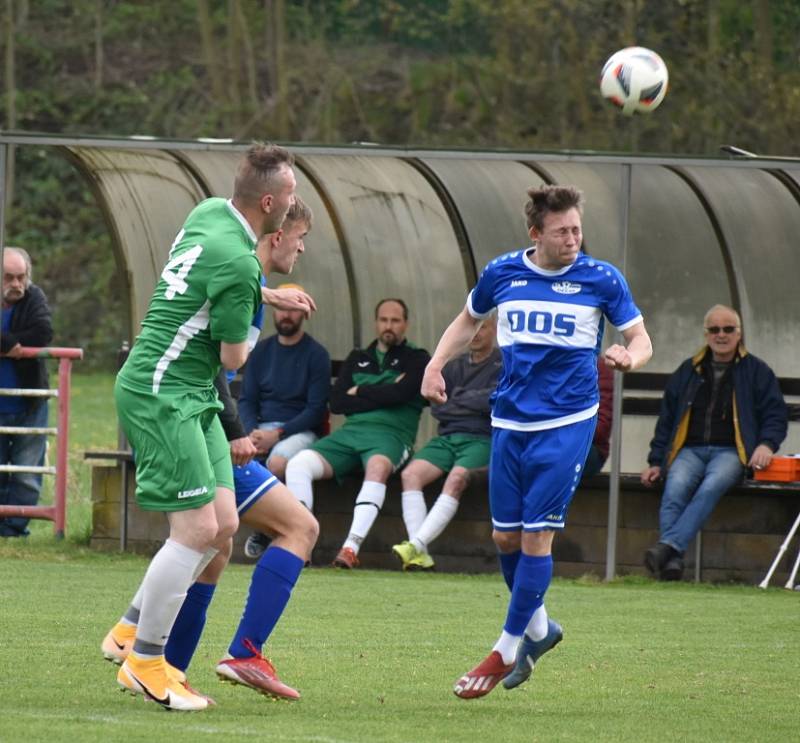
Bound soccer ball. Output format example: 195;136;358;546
599;47;668;115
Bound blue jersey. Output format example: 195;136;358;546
468;248;642;431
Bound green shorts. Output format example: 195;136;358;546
114;380;233;512
413;433;491;472
311;423;412;481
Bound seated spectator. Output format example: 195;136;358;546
238;282;331;481
641;304;787;581
285;298;430;569
582;358;614;479
392;316;501;570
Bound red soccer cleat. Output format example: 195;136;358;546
453;651;514;699
332;547;360;569
215;639;300;701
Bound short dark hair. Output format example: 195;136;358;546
233;142;295;207
524;185;584;230
283;195;313;230
375;298;409;321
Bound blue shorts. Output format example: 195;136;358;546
489;416;596;532
233;459;281;515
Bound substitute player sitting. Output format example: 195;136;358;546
392;315;501;570
422;185;652;699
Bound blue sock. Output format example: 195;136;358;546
499;549;522;592
228;546;304;658
503;553;553;636
165;581;216;672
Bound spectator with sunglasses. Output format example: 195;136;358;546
641;304;787;581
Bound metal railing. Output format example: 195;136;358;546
0;346;83;537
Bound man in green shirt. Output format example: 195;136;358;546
108;143;298;711
285;298;431;568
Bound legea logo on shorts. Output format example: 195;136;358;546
552;281;581;295
178;486;209;499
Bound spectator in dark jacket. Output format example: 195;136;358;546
0;247;53;537
640;305;787;580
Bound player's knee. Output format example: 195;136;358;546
444;467;470;496
493;530;521;552
364;455;392;483
215;510;239;542
298;509;320;550
400;464;423;491
267;454;288;481
286;449;325;483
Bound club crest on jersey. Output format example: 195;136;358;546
552;281;582;295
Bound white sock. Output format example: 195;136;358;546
525;605;549;641
342;480;386;554
121;545;217;626
411;493;459;553
192;546;219;581
122;583;145;624
401;490;427;539
492;630;521;665
285;449;324;510
134;539;205;655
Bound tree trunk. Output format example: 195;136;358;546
94;0;103;90
706;0;722;151
4;0;16;217
267;0;289;139
197;0;227;109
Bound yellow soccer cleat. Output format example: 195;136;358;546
101;622;136;664
392;540;435;571
118;653;209;711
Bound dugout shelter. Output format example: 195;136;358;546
1;132;798;578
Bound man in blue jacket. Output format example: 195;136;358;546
641;304;787;580
0;247;53;537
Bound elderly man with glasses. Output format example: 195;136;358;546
640;304;787;580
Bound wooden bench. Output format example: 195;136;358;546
86;369;800;583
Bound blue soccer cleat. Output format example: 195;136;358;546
502;619;563;690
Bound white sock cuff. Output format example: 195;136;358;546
285;449;324;510
525;605;549;641
164;538;206;567
286;449;326;480
357;480;386;507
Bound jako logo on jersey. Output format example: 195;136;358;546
507;310;577;336
552;281;582;295
510;279;528;287
177;486;209;499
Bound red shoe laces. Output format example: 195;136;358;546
243;638;277;675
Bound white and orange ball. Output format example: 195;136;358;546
600;46;668;115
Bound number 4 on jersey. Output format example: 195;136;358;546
161;244;203;300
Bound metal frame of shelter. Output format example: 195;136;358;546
1;129;797;569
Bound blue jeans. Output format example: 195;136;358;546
659;446;743;554
0;403;49;536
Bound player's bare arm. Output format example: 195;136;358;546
603;321;652;372
262;285;316;317
422;306;481;404
221;340;250;371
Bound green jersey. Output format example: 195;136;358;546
119;197;262;395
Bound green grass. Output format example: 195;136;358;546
0;547;796;743
26;371;118;543
4;373;798;741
